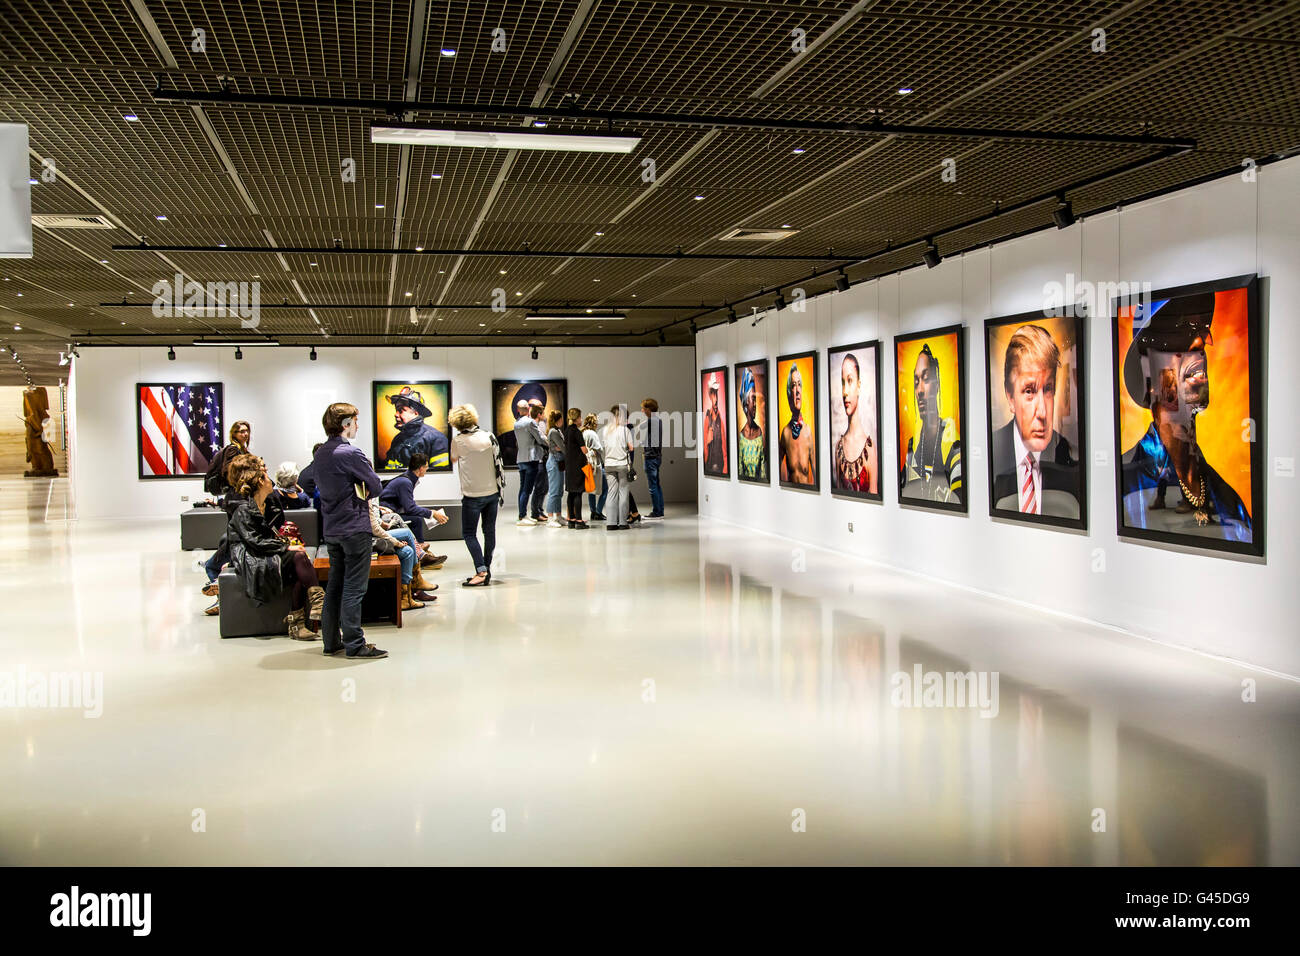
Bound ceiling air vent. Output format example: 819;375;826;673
718;227;799;241
32;214;115;229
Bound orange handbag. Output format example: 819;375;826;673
582;463;596;493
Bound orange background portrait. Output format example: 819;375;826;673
1116;287;1252;515
986;315;1080;450
372;380;450;468
895;331;962;472
491;379;566;438
776;353;817;477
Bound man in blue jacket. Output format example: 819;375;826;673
378;453;450;549
313;402;388;660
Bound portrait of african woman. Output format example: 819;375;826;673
827;341;882;501
734;359;769;484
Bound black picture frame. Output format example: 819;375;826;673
775;349;821;492
136;382;225;480
1109;273;1264;557
700;365;731;480
491;378;569;469
372;380;453;473
733;358;771;485
983;309;1088;531
826;339;883;502
893;324;969;514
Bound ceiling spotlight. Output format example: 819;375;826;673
835;271;850;292
923;240;941;269
727;306;738;324
415;245;424;252
792;148;805;154
897;87;914;95
440;48;456;56
531;347;539;360
218;242;227;248
310;261;318;267
430;173;442;180
167;346;176;361
1053;196;1076;229
774;291;786;311
375;203;385;209
532;120;548;128
309;346;317;361
693;195;704;201
689;320;698;335
123;113;139;122
28;178;37;185
412;346;420;360
234;346;243;360
155;214;167;221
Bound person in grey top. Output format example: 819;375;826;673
513;403;546;524
544;409;566;526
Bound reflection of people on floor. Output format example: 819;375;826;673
990;325;1079;518
832;353;876;495
1119;292;1251;540
900;344;962;503
779;365;816;486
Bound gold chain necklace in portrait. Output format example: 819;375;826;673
1178;472;1210;526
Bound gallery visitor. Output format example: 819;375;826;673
514;401;546;526
601;404;634;530
563;408;589;528
639;398;665;519
449;403;505;587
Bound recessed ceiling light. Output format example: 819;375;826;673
897;87;914;95
310;261;318;266
218;242;227;248
375;203;384;209
586;309;593;314
67;302;73;307
478;322;486;327
28;178;37;185
13;324;20;329
155;214;167;220
593;278;600;282
781;224;792;229
693;195;704;200
99;259;108;264
404;291;412;297
415;245;424;251
438;269;445;274
594;231;604;236
532;121;548;128
123;114;139;121
792;148;805;154
430;173;442;180
515;291;522;296
440;48;456;56
15;293;21;297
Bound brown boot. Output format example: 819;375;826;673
289;620;318;641
401;581;424;610
283;607;306;629
306;585;325;630
413;569;438;592
420;550;446;568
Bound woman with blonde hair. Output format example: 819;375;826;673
582;413;605;521
449;403;505;587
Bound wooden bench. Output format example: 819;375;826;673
313;552;403;628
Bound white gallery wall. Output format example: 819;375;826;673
697;156;1300;676
73;345;697;520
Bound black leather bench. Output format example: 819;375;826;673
181;506;320;550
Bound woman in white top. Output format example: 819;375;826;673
448;403;504;587
582;413;605;521
600;404;635;530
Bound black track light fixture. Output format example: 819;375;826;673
658;329;667;345
531;346;539;360
167;346;176;361
1052;194;1076;229
234;346;243;360
309;346;317;361
835;270;850;292
727;306;738;324
774;290;786;311
922;239;941;269
689;320;698;336
412;345;420;360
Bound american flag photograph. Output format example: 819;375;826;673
137;382;225;479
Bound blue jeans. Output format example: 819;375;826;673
590;471;606;515
461;493;498;574
322;532;372;654
517;460;540;519
545;454;564;514
387;527;419;583
645;455;664;515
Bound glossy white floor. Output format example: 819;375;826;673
2;476;1297;866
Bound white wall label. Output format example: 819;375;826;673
1275;457;1295;478
1094;450;1109;468
970;446;982;460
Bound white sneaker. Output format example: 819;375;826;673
516;517;537;526
547;517;565;528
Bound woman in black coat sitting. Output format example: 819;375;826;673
562;408;589;529
225;454;324;639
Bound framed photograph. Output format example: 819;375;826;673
827;340;882;501
733;358;770;484
984;310;1087;530
1111;274;1263;556
775;350;819;492
491;378;568;469
700;366;730;479
372;381;452;473
136;382;224;480
894;325;968;513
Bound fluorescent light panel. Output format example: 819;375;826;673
370;123;640;153
525;313;626;322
